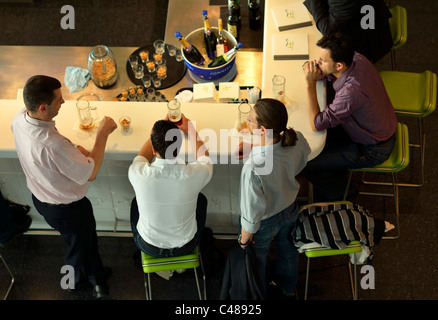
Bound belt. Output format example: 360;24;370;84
142;236;196;254
32;194;75;208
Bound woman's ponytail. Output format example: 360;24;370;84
280;127;297;147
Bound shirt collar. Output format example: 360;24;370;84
24;110;56;129
250;141;281;158
152;156;185;166
331;52;359;92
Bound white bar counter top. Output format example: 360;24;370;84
261;0;326;159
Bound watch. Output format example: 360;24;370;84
238;233;251;246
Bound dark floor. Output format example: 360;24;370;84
1;0;438;308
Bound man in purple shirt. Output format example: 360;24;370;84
301;33;397;201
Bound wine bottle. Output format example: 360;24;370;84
208;42;243;68
228;0;241;29
175;31;205;66
202;10;218;59
227;8;240;41
248;0;261;30
216;19;229;56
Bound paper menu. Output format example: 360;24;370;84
271;2;312;31
272;33;309;60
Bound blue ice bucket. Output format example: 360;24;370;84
182;27;238;80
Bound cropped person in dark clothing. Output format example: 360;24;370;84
0;189;31;247
303;0;393;63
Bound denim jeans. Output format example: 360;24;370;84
130;193;207;258
242;201;299;296
301;125;396;201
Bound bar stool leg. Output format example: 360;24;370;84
0;253;15;300
198;247;207;300
304;257;311;300
348;253;357;300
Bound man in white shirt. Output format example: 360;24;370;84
11;75;117;299
129;114;212;257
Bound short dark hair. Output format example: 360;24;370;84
23;75;62;113
151;120;182;159
316;33;354;67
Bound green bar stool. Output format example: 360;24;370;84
141;246;206;300
389;5;407;70
300;200;362;300
303;240;362;300
0;252;15;300
380;70;437;187
343;123;410;240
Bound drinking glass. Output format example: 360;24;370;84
142;74;152;88
133;64;144;79
153;53;163;64
167;99;182;123
146;88;155;101
238;102;251;133
76;99;98;131
129;55;138;68
139;50;149;63
156;64;167;80
154;91;163;102
175;49;183;62
152;75;161;88
136;86;145;101
146;60;156;73
119;116;131;132
272;75;286;104
167;44;176;56
153;40;165;54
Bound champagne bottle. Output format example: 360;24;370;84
227;8;240;41
208;42;243;68
248;0;261;30
202;10;218;59
175;31;205;66
216;18;229;56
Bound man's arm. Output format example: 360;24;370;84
177;114;209;159
304;60;324;131
304;0;360;34
88;116;117;181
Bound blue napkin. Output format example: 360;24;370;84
64;67;91;93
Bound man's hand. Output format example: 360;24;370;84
239;227;254;249
303;60;324;83
97;116;117;137
235;141;253;160
88;116;117;181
